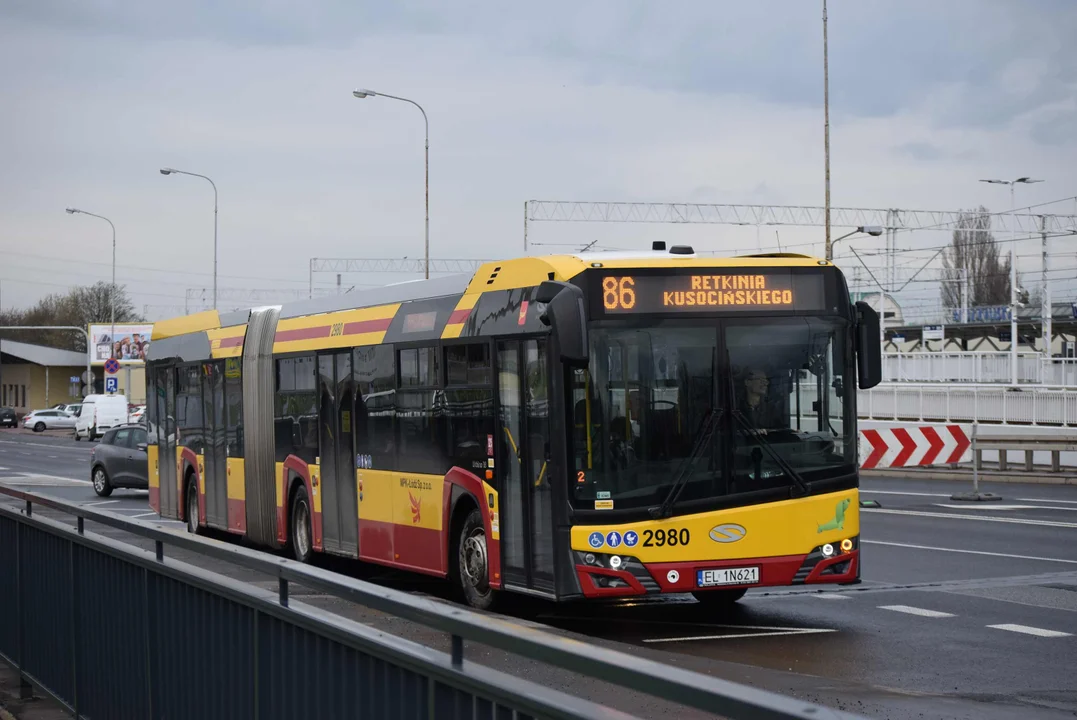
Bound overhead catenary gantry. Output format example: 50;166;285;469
303;199;1077;296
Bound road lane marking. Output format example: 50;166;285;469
932;503;1077;512
862;539;1077;565
861;489;953;497
86;500;118;506
987;624;1072;638
1017;498;1077;505
132;512;157;518
813;593;851;600
878;605;955;618
643;627;836;644
862;508;1077;528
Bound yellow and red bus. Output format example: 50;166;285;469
145;245;881;608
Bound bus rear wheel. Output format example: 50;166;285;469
454;507;496;610
290;484;313;563
185;476;199;534
691;588;747;607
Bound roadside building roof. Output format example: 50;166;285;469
0;339;87;367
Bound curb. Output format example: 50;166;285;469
862;468;1077;485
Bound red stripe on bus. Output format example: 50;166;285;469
447;308;472;324
274;326;330;342
358;520;444;577
343;318;393;335
227;498;246;534
217;336;244;348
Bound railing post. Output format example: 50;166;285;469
15;518;32;700
70;539;79;718
451;634;464;668
1052;450;1061;472
1025;450;1034;472
279;576;289;607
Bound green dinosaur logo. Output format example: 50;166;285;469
817;498;850;533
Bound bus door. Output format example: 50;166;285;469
157;365;178;519
202;362;228;529
318;351;359;557
496;338;554;592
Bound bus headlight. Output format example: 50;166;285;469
609;555;623;570
840;538;854;553
821;543;835;558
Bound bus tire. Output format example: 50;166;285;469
290;483;313;564
185;474;200;534
691;588;747;606
454;507;496;610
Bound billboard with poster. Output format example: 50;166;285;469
88;323;153;365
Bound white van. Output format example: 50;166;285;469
75;394;130;441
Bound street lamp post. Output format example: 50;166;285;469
160;168;219;310
980;177;1043;384
66;207;116;341
352;88;430;279
827;225;883;261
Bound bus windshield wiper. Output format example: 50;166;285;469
732;410;809;495
649;407;723;519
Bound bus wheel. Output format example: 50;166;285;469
456;508;495;610
185;476;199;534
691;588;747;607
290;484;313;563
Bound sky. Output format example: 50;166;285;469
1;0;1076;323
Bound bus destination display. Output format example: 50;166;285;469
600;272;824;313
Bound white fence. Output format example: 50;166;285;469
883;353;1077;386
859;384;1077;427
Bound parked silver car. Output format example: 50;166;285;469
22;409;77;432
90;425;150;497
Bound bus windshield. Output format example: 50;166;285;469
570;317;856;513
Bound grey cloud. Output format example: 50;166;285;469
5;0;1076;135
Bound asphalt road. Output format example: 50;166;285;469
2;429;1076;719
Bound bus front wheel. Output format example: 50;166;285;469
455;507;496;610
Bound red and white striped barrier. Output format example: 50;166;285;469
858;424;971;469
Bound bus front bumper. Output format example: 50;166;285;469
574;539;860;599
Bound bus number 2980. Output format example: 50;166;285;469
642;528;690;547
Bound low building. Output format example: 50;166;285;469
0;339;88;413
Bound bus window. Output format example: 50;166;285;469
445;344;493;476
274;356;318;464
355;345;396;470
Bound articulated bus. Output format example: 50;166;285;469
145;245;881;608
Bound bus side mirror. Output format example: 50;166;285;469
536;281;589;367
855;300;882;389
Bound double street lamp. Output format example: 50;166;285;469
352;88;430;279
160;168;219;310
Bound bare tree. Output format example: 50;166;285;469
0;283;141;352
941;207;1011;310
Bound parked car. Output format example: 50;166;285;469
90;424;150;496
0;407;17;428
128;405;146;423
22;409;77;432
74;394;129;441
51;402;83;416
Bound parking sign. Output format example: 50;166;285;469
105;376;118;393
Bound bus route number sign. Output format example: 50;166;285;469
600;273;816;314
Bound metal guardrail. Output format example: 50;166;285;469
0;484;863;720
972;435;1077;473
882;352;1077;387
858;384;1077;427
